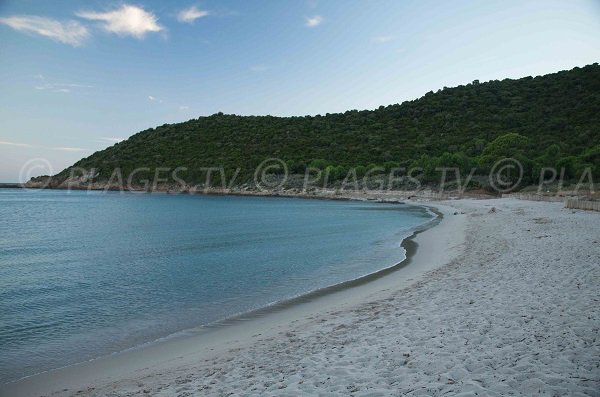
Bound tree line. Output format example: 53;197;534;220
50;64;600;190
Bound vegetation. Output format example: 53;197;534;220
56;64;599;189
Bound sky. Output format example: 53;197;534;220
1;0;599;182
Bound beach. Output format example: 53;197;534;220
3;198;599;396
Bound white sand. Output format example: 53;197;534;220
3;198;599;396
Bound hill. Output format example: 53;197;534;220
48;64;600;190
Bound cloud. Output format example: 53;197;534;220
305;15;323;28
0;15;89;46
33;76;93;93
76;5;163;38
51;147;88;152
179;105;190;110
177;6;209;23
98;137;125;144
148;95;162;103
64;83;93;88
0;140;88;152
0;140;33;148
373;35;394;43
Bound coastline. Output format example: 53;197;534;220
0;183;499;202
170;204;442;330
1;201;464;397
5;197;598;396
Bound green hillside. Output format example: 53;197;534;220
55;64;600;189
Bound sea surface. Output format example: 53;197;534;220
0;189;433;383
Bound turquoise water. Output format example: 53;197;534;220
0;189;433;383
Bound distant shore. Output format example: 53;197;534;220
0;181;497;203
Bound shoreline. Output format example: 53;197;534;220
0;183;495;203
1;201;464;397
177;204;442;331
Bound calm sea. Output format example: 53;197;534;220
0;189;433;383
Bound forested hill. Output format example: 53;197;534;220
56;64;599;187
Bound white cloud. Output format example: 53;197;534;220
64;83;94;88
148;95;162;103
305;15;323;28
0;140;33;148
51;147;88;152
98;137;125;144
76;5;163;38
179;105;190;110
0;15;89;46
33;76;93;93
177;6;209;23
373;35;394;43
0;140;88;152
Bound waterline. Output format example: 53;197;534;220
0;190;434;383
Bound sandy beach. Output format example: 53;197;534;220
3;198;599;397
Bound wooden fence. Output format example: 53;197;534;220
502;193;565;202
564;198;600;212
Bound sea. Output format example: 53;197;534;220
0;188;434;383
